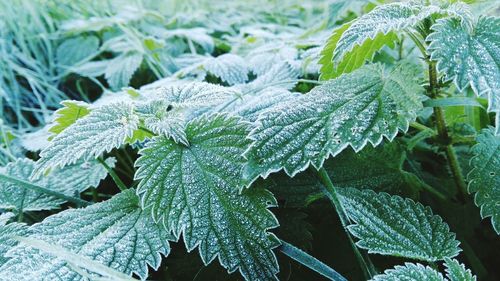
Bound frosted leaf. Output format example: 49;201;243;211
154;81;237;108
48;100;90;138
247;44;298;75
319;21;398;79
166;28;214;53
229;88;301;122
20;127;51;152
136;99;188;145
467;127;500;234
0;158;111;212
0;190;171;281
204;54;249;85
246;64;425;179
428;17;500;133
370;263;444;281
332;2;435;65
338;188;461;261
444;258;476;281
33;102;139;177
135;114;280;281
105;51;143;90
56;36;99;67
236;62;300;93
0;213;28;266
71;60;108;77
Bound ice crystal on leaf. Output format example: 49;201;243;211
0;190;171;281
0;213;27;266
246;64;424;180
204;54;249;85
444;258;477;281
338;188;461;261
371;263;445;281
135;113;280;281
428;17;500;134
33;102;139;178
467;127;500;234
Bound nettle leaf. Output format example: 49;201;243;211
247;44;298;76
0;190;171;281
246;64;424;179
467;127;500;234
0;213;28;266
0;158;111;212
48;100;90;138
338;188;460;261
155;81;237;108
56;35;99;67
319;22;398;80
428;17;500;133
444;258;476;281
236;62;300;93
105;51;143;90
371;263;444;281
33;102;139;177
204;54;249;85
135;114;280;281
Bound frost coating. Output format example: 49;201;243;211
33;102;139;178
338;188;461;261
370;263;445;281
135;114;280;281
0;213;27;266
444;258;477;281
467;127;500;234
246;64;424;179
204;54;249;85
0;190;171;281
428;17;500;133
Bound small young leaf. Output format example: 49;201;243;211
444;258;477;281
0;190;171;280
467;127;500;234
105;52;143;90
135;114;280;281
246;64;424;179
33;102;139;177
428;17;500;134
370;263;445;281
338;188;461;262
48;100;90;138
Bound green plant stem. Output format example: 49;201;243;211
97;158;128;191
427;61;468;201
0;174;90;206
278;239;347;281
316;168;377;279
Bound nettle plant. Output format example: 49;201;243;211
0;1;499;281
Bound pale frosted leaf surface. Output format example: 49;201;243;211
467;127;500;234
444;258;476;281
33;102;139;177
0;213;28;266
105;51;143;90
247;44;298;76
338;188;460;261
48;100;90;137
135;114;280;281
154;82;237;109
0;190;171;281
370;263;444;281
235;62;299;93
72;60;108;77
56;36;99;67
246;64;424;179
204;54;249;85
0;158;111;211
428;17;500;132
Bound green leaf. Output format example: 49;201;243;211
105;52;143;90
370;263;444;281
33;102;139;177
0;213;28;266
72;60;109;77
56;35;99;67
319;22;398;80
338;188;460;261
444;258;477;281
135;113;280;281
0;158;111;212
428;17;500;134
246;64;425;179
0;190;171;280
467;127;500;234
48;100;90;138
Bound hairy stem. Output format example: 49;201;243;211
279;239;347;281
0;174;91;206
316;168;377;279
97;158;128;192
